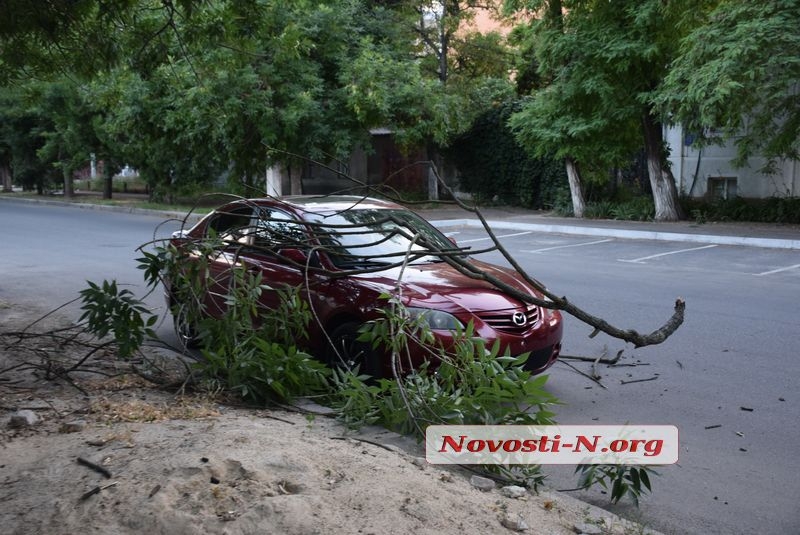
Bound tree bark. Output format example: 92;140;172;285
62;165;74;199
103;161;113;200
565;157;586;218
438;3;449;84
289;164;302;195
0;162;11;192
642;113;683;221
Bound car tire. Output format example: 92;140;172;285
326;321;383;379
172;301;202;349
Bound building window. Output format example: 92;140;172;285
707;176;738;200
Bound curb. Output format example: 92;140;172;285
429;219;800;250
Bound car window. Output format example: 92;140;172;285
206;206;254;244
253;207;309;249
309;209;457;268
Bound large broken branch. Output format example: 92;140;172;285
426;167;685;348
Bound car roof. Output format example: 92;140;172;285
253;195;406;213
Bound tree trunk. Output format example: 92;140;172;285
103;161;113;200
62;165;74;199
565;157;586;218
0;162;11;192
438;5;448;84
642;113;683;221
289;164;302;195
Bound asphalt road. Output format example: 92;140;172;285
445;225;800;535
1;199;798;534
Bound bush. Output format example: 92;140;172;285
680;196;800;224
579;196;656;221
445;100;566;208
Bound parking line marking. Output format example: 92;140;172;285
521;238;614;253
458;231;534;244
618;244;718;264
755;263;800;276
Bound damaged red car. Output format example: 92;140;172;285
167;196;562;378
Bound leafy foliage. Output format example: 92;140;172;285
445;100;567;207
78;279;157;359
331;296;559;488
1;0;519;200
682;196;800;224
581;197;656;221
333;296;559;437
656;0;800;170
140;239;331;402
507;2;646;174
575;464;657;506
506;0;693;220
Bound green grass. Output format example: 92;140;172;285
0;190;215;215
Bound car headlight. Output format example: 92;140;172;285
406;307;463;330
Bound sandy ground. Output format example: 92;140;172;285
0;301;652;535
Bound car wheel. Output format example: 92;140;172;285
326;322;383;379
172;301;202;349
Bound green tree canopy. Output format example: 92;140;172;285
506;0;691;220
655;0;800;171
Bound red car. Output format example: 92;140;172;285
168;196;562;378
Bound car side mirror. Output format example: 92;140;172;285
448;236;458;246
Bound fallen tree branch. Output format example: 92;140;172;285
424;165;686;348
558;360;607;389
559;349;625;365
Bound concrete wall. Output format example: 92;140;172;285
666;125;800;199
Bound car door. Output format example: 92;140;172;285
238;206;319;317
200;205;256;318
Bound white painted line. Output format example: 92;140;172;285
619;244;718;264
521;238;614;253
458;231;534;244
755;263;800;276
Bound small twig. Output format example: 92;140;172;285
620;376;659;385
260;413;296;425
0;405;52;412
330;436;398;453
76;457;112;479
704;424;721;430
79;481;117;501
590;348;605;380
558;360;607;389
559;349;624;365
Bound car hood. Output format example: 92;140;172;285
350;259;539;313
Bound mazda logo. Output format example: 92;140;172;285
512;312;527;326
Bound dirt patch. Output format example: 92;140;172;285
0;301;653;535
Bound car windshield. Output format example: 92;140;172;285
307;208;458;268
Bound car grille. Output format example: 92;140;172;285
476;306;540;334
